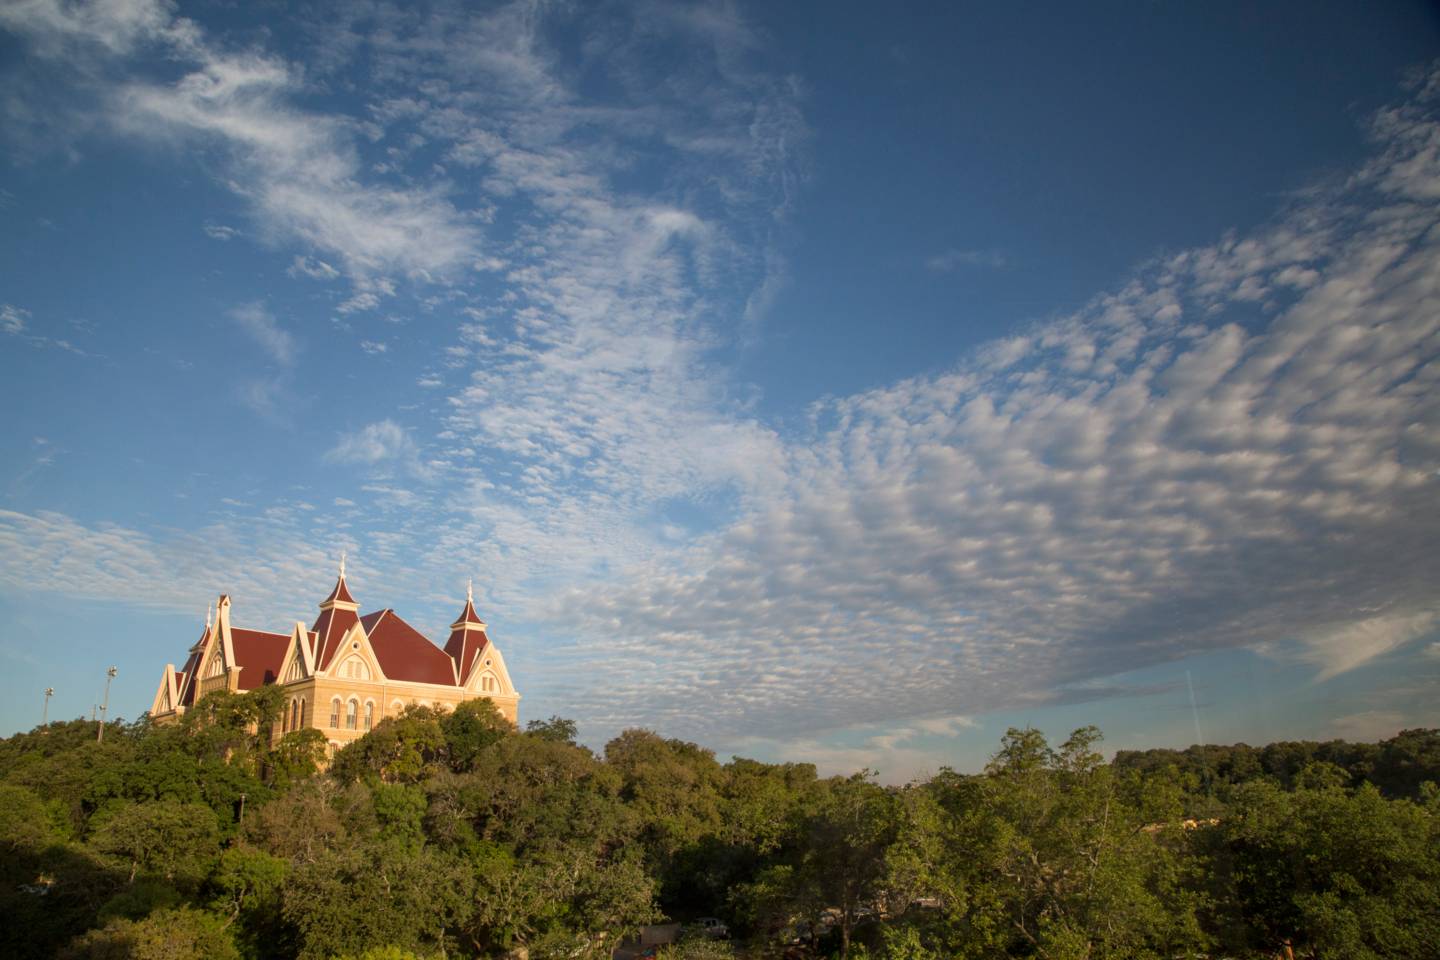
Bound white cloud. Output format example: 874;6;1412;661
0;0;173;58
1299;612;1438;681
228;301;297;366
326;420;418;466
0;302;94;355
1;303;28;335
5;0;482;287
237;378;287;422
203;222;238;240
288;255;340;280
359;339;388;355
337;292;380;314
530;73;1440;742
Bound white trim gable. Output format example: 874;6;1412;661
150;664;178;716
278;622;316;684
316;619;387;683
463;642;518;699
215;596;239;685
195;613;225;682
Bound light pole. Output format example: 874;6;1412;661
97;666;117;743
42;687;54;729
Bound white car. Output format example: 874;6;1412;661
693;917;729;939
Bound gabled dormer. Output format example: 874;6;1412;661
321;617;387;683
278;620;318;684
150;663;180;717
196;594;239;695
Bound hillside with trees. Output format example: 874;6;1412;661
1;689;1436;960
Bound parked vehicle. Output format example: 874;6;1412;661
691;917;729;939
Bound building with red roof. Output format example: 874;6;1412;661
149;560;520;753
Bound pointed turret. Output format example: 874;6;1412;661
319;551;358;609
444;579;490;684
312;553;360;669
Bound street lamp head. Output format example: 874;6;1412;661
106;666;117;678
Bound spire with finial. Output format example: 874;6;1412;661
445;576;489;683
319;550;358;610
205;602;213;629
451;577;486;629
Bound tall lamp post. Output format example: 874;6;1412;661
42;687;54;729
97;666;117;743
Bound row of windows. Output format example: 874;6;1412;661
281;693;503;735
328;698;375;731
283;698;307;732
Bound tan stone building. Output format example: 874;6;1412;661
149;563;520;753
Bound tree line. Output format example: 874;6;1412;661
0;687;1436;960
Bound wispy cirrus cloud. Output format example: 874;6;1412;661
0;303;27;335
2;0;482;287
228;301;297;367
1;302;91;355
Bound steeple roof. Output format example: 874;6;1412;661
451;578;485;628
322;575;356;606
445;580;490;683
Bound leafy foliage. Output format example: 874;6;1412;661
0;691;1434;960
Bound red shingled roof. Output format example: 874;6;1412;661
176;626;208;707
361;609;458;685
321;575;356;606
444;627;490;684
229;628;291;690
454;596;484;626
313;606;360;671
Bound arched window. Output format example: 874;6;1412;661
363;701;374;731
329;698;341;728
339;657;371;680
299;699;306;728
391;699;404;716
481;674;497;693
346;699;358;730
290;699;299;731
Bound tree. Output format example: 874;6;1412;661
441;698;513;770
330;706;447;784
525;715;580;745
0;782;63;851
1222;779;1440;958
88;800;220;887
59;905;240;960
282;840;473;960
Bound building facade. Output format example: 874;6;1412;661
149;564;520;753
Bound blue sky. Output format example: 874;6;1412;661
2;0;1439;779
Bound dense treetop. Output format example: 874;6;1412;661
1;692;1436;960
